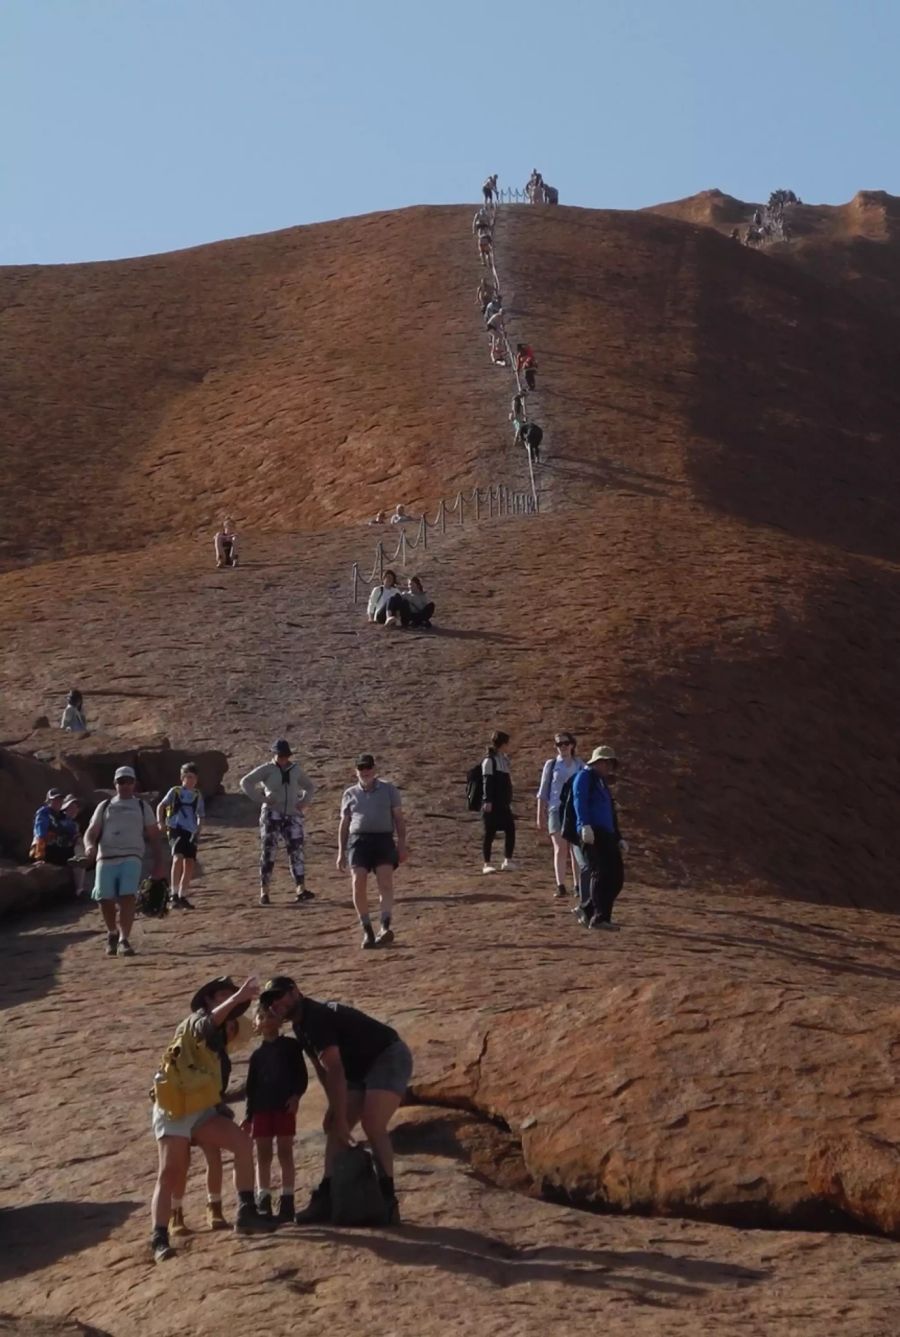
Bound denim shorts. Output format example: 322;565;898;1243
150;1102;218;1142
348;1040;413;1096
547;809;563;836
93;857;142;900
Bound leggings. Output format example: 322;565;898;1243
482;807;515;862
259;808;305;887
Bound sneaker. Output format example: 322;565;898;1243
259;890;271;906
234;1201;274;1234
176;895;195;910
575;909;591;928
482;863;496;874
118;938;136;957
294;1185;331;1225
206;1202;229;1231
277;1195;295;1225
375;927;395;946
257;1193;273;1220
361;927;377;950
501;858;516;871
151;1230;175;1263
168;1208;190;1237
554;883;567;898
294;887;315;902
104;931;118;957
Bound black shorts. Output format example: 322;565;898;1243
348;832;398;873
169;830;198;859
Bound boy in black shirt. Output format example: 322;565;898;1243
244;1008;308;1223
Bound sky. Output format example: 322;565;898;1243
2;0;898;264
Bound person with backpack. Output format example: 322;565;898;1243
476;276;497;315
259;976;413;1226
516;343;538;392
572;745;627;929
520;421;543;464
239;740;316;906
480;730;515;873
84;766;166;957
60;688;87;732
337;753;407;948
149;974;273;1263
243;1005;308;1224
367;568;400;625
536;734;585;898
214;519;238;568
29;788;69;866
156;762;205;910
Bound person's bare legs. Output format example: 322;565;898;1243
180;857;195;893
550;833;568;887
256;1136;273;1195
360;1088;403;1180
351;867;370;919
323;1090;365;1174
276;1136;295;1195
171;853;184;894
374;863;394;934
99;900;118;932
118;894;136;939
193;1114;256;1194
152;1136;191;1229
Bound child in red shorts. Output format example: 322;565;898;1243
244;1008;308;1222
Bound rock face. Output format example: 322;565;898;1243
808;1133;900;1237
0;862;73;917
412;977;900;1232
0;747;92;861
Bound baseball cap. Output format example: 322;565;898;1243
355;753;376;770
272;739;292;756
61;794;79;808
114;765;136;781
45;788;64;801
259;975;299;1008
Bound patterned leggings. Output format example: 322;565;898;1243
259;808;305;887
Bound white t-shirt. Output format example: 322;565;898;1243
91;795;154;862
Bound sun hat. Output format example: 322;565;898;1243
114;765;136;781
586;745;617;765
272;739;292;756
259;975;299;1008
190;975;252;1017
355;753;376;770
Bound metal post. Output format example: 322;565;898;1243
438;500;446;534
377;543;384;583
352;563;359;604
474;488;481;521
457;493;464;527
421;515;428;550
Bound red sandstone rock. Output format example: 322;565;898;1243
808;1132;900;1236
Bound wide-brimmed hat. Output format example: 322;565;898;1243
259;975;299;1008
190;975;250;1017
586;745;617;765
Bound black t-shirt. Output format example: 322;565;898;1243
245;1035;308;1117
291;998;398;1084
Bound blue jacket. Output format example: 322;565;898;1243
572;768;616;835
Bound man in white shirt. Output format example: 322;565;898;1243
84;766;166;957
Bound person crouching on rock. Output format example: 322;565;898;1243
242;1004;308;1224
149;975;272;1263
259;976;413;1226
214;519;238;568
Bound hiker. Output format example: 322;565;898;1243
543;183;559;205
157;763;205;910
243;1005;308;1224
520;421;543;464
472;207;492;237
510;390;527;426
337;753;406;949
516;343;537;391
367;569;400;625
260;976;413;1225
490;331;508;366
387;575;435;629
367;510;387;525
573;745;627;929
390;503;414;525
482;173;498;206
59;795;89;896
536;734;585;898
526;170;544;204
240;740;316;907
29;788;68;866
484;299;504;333
478;232;494;268
149;974;273;1263
84;767;166;957
481;730;515;872
476;276;496;314
60;689;87;732
214;520;238;568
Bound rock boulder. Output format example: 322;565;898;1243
0;862;73;917
808;1132;900;1237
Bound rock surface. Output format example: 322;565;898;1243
808;1132;900;1237
0;862;73;918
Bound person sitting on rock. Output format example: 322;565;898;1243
387;575;435;629
367;510;387;525
389;504;414;525
30;788;68;865
60;688;87;733
367;569;400;625
214;519;238;569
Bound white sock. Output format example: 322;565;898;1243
207;1195;221;1205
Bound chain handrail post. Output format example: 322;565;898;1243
420;514;428;550
352;562;359;604
439;499;446;534
378;543;384;583
475;488;481;521
458;492;465;527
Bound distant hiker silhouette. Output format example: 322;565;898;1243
516;343;537;391
482;174;498;206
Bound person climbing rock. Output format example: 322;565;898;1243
516;343;538;391
260;976;413;1225
84;767;166;957
520;421;543;464
573;745;627;929
476;276;497;314
478;232;494;268
240;741;316;906
60;688;87;732
482;173;498;206
214;519;238;568
336;754;407;949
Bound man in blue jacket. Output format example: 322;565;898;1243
572;745;626;929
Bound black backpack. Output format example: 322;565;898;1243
331;1145;390;1226
559;770;600;845
465;756;495;812
526;423;543;448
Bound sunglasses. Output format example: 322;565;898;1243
357;765;374;773
115;777;136;784
555;738;574;747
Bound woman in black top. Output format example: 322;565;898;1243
481;730;515;872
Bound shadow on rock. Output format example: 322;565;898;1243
0;1200;139;1282
0;899;96;1011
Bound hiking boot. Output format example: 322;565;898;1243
104;931;118;957
234;1201;274;1234
277;1194;295;1225
554;883;567;898
361;926;377;950
501;858;516;871
168;1208;190;1237
375;927;395;947
294;1185;331;1225
206;1202;229;1231
151;1229;175;1263
118;937;136;957
259;890;271;906
174;894;195;910
482;863;496;874
385;1196;402;1226
257;1192;273;1220
294;887;315;902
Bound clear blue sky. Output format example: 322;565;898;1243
2;0;897;263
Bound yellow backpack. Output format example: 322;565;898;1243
152;1017;222;1118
